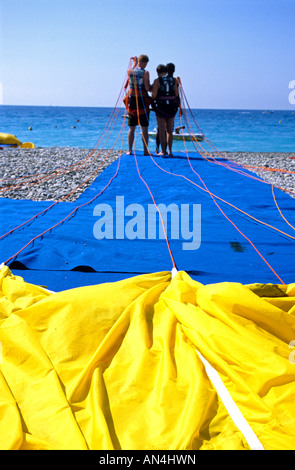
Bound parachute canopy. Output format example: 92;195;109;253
1;266;295;450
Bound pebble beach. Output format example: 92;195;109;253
0;147;295;202
0;147;121;202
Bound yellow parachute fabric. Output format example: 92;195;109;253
0;265;295;450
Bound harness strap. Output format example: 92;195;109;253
156;96;177;101
123;89;151;116
128;89;149;97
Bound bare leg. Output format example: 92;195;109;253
166;118;175;156
127;126;135;154
156;128;160;154
141;126;149;155
156;116;167;155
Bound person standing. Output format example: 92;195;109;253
151;62;180;156
125;55;152;155
152;64;167;154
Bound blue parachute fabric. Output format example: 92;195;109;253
1;151;295;292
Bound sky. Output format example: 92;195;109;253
0;0;294;110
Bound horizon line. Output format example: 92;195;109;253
0;104;294;112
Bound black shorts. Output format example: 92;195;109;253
127;95;150;127
152;97;179;120
128;112;149;127
155;104;178;120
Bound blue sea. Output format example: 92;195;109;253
0;105;294;153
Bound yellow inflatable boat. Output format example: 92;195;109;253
0;133;35;148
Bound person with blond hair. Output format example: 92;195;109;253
125;55;152;155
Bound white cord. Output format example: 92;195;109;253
171;267;178;279
196;350;265;450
